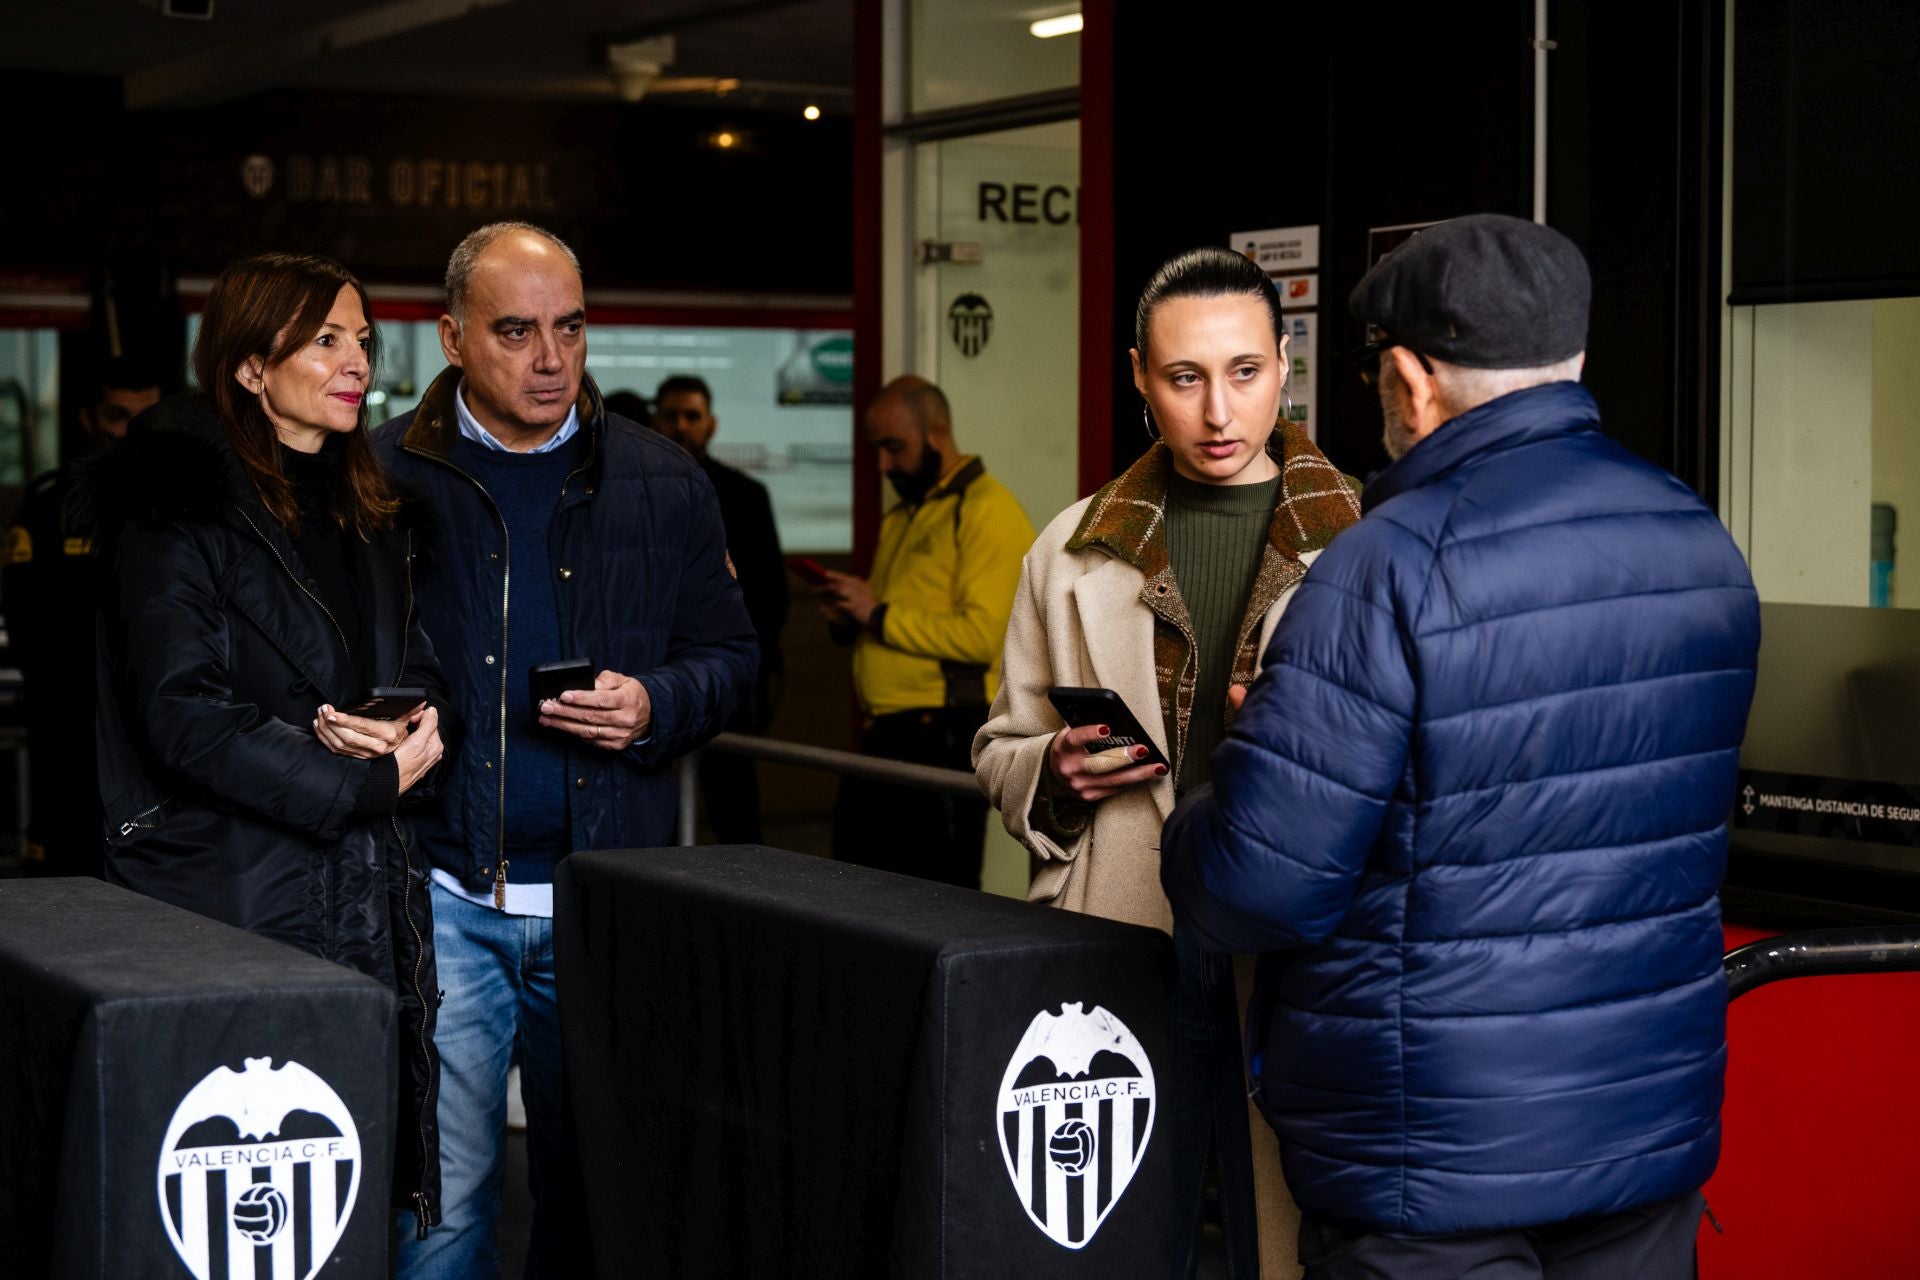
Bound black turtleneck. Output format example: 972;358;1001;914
279;438;368;671
278;437;396;817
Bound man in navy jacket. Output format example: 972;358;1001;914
376;222;757;1275
1162;215;1759;1278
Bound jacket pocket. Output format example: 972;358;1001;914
103;795;175;853
1028;854;1076;904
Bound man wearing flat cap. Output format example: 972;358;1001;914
1161;214;1760;1278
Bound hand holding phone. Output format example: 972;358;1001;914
787;556;833;587
1045;686;1170;803
315;688;428;761
338;687;430;722
530;659;596;721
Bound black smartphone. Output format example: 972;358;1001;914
339;687;429;722
530;659;596;719
1045;686;1170;771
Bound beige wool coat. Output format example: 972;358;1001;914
974;494;1320;932
975;435;1360;1278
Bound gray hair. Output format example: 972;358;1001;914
1433;355;1584;418
444;222;583;327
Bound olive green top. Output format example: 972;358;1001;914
1165;470;1283;793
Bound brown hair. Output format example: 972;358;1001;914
192;252;398;538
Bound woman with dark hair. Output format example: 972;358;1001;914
976;246;1362;1277
92;252;450;1230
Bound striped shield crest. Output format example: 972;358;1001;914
156;1057;362;1280
997;1002;1156;1250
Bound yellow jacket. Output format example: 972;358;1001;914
854;456;1035;718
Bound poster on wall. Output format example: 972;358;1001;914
1230;225;1319;440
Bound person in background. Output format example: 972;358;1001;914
4;356;161;877
90;251;448;1231
1162;214;1762;1279
975;247;1360;1278
821;374;1033;889
602;388;652;430
653;373;788;844
375;221;756;1277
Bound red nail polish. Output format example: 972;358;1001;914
1133;746;1148;759
1154;765;1167;776
1098;725;1110;736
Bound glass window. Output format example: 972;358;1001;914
1717;3;1920;886
1724;297;1920;609
185;314;855;553
0;330;60;485
909;0;1078;114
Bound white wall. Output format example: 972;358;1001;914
1732;300;1875;606
1871;298;1920;608
905;119;1081;898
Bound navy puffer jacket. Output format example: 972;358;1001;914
1162;381;1759;1235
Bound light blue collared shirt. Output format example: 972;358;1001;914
454;379;581;454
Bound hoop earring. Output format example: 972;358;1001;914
1142;402;1160;442
1282;391;1296;424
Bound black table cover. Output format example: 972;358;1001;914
0;877;397;1279
555;845;1176;1279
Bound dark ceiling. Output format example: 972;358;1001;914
0;0;854;113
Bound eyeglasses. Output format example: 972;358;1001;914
1351;330;1434;388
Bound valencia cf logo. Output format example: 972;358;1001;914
156;1057;362;1280
948;293;994;358
997;1002;1156;1250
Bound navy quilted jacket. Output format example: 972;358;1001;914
1162;381;1759;1235
373;371;757;892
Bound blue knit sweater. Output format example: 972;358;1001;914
450;434;584;883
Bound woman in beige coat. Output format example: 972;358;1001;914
975;247;1360;1279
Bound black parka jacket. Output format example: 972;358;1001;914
89;395;446;1226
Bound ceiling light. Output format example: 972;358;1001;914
803;104;821;121
714;131;737;149
1029;12;1082;38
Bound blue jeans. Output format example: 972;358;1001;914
1170;930;1260;1279
396;882;585;1279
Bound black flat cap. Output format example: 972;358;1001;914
1349;214;1590;369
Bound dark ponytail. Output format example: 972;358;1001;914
1134;246;1285;354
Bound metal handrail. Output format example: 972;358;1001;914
1724;926;1920;1000
677;732;982;845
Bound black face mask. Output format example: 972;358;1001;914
886;444;944;505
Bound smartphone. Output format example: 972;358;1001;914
339;687;429;722
530;659;596;719
1045;686;1171;771
786;556;833;587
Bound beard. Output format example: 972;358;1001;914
886;444;945;504
1380;379;1418;461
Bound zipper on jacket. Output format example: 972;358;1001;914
401;446;512;907
242;499;438;1224
235;506;354;662
393;815;438;1235
394;528;415;684
111;798;170;843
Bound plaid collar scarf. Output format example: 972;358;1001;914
1065;422;1362;770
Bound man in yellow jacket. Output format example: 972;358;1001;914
820;375;1035;888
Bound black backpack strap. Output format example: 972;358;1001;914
938;458;990;709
